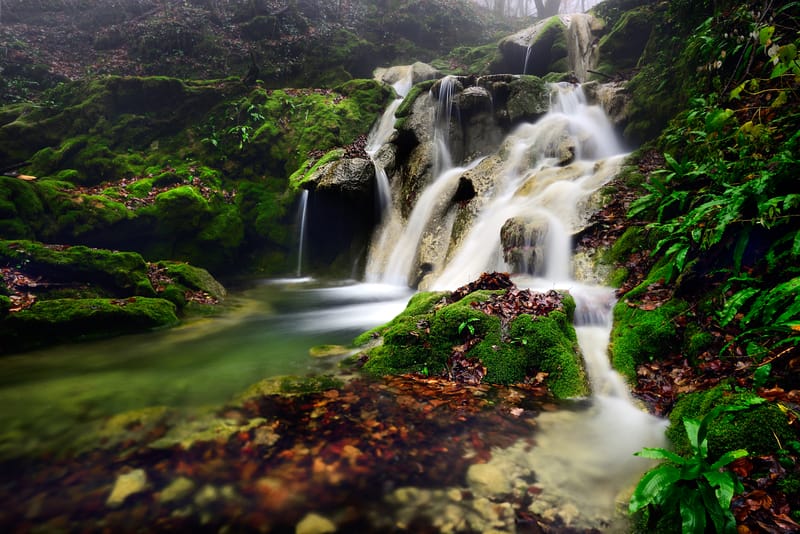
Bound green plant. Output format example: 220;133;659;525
629;399;764;533
458;316;480;336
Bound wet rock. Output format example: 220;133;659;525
455;86;492;115
295;512;337;534
107;468;148;508
494;16;568;76
374;62;440;87
159;477;196;504
306;158;375;196
467;463;512;496
193;484;219;507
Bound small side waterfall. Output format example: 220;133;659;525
432;75;458;177
295;189;309;277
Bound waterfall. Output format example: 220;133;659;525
364;74;462;284
366;69;413;213
432;75;457;177
523;43;534;75
363;80;666;527
295;189;309;277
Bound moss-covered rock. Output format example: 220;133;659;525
355;286;586;398
0;297;178;353
667;385;795;461
610;298;689;380
155;261;226;301
506;76;550;124
0;240;155;297
596;7;654;75
507;312;587;398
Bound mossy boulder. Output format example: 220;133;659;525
354;284;586;398
0;240;155;297
493;16;568;76
0;297;178;353
506;75;550;124
667;385;795;461
610;298;689;380
155;261;226;301
595;7;654;76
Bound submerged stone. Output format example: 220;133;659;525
107;468;148;508
295;512;336;534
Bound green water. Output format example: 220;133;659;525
0;279;411;458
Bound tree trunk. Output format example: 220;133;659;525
534;0;561;18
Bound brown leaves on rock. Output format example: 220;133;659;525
449;271;514;302
1;266;40;312
475;287;565;328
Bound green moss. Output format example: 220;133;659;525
610;298;688;379
156;261;226;300
395;80;436;120
357;288;585;397
667;385;795;461
506;76;550;123
288;148;345;190
0;295;10;317
0;176;44;239
597;7;654;72
126;177;155;198
432;43;500;75
508;312;587;397
0;240;155;297
0;297;178;353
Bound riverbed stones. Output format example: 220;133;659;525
107;468;148;508
159;477;196;504
295;512;337;534
466;462;512;496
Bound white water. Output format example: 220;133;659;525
295;189;309;277
366;69;413;213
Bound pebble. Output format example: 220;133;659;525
106;468;148;508
467;463;511;496
159;477;195;504
295;512;336;534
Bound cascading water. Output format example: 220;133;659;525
366;69;413;213
365;79;667;529
365;74;462;285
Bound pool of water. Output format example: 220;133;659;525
0;278;412;459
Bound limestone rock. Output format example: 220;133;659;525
107;468;148;508
308;158;375;196
159;477;196;504
466;463;511;496
494;16;568;76
582;81;631;126
375;62;440;87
